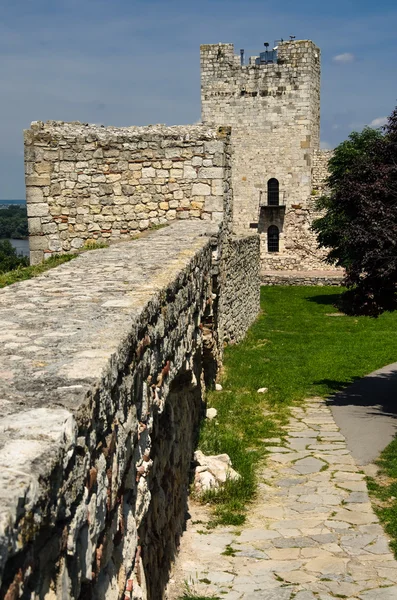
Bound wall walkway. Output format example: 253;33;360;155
0;221;260;599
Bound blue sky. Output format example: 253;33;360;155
1;0;396;198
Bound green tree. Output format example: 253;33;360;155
0;240;29;273
312;109;397;316
0;205;28;239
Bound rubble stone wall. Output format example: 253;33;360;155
0;221;260;600
312;148;333;194
24;121;232;265
261;271;343;286
259;149;339;272
219;235;261;343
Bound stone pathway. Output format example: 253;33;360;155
166;398;397;600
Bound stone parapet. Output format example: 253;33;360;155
0;221;260;599
24;121;233;264
261;269;344;286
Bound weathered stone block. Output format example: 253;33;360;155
198;167;223;179
192;183;211;196
26;175;51;187
29;235;49;250
27;202;50;217
212;180;224;196
28;217;42;235
29;249;44;264
204;197;223;212
142;167;156;178
42;222;58;235
26;186;44;203
204;141;224;154
71;238;84;249
183;166;197;179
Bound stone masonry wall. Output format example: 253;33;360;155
201;40;341;276
218;235;260;344
25;121;232;265
261;271;343;286
0;221;260;600
201;40;321;234
312;148;333;194
259;149;341;273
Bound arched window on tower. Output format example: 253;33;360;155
267;178;279;206
267;225;279;253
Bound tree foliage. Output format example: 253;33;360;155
0;240;29;273
312;107;397;316
0;205;28;239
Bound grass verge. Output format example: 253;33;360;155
0;241;110;288
0;254;78;288
199;286;397;526
0;226;170;289
367;440;397;558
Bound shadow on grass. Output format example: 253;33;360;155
305;293;342;307
315;377;361;394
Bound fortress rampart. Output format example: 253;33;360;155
0;221;259;599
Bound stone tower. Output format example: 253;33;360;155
201;40;329;273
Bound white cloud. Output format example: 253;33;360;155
320;141;333;150
333;52;355;63
370;116;387;127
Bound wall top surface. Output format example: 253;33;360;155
26;121;223;142
0;221;214;425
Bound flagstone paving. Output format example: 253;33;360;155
166;398;397;600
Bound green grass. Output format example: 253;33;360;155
367;439;397;558
179;582;220;600
0;241;111;288
0;227;169;289
0;254;78;287
200;286;397;526
179;594;220;600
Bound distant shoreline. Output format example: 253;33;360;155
1;237;30;257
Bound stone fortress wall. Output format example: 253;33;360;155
25;122;232;264
0;222;260;600
200;40;340;274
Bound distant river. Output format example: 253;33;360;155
4;238;30;257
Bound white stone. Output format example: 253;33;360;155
206;408;218;420
194;450;240;493
183;165;197;179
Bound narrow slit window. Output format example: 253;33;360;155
267;225;279;253
267;178;279;206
